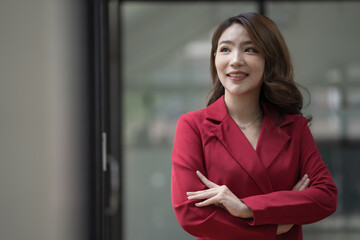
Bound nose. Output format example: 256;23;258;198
230;51;244;67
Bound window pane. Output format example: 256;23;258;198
268;2;360;238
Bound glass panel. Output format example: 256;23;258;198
268;1;360;140
121;2;257;239
268;2;360;238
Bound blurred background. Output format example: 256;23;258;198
121;1;360;240
0;0;359;240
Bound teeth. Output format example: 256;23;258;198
229;73;247;77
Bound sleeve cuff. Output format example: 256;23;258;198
241;197;266;226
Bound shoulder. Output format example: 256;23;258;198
289;114;310;128
280;114;309;130
177;108;206;123
176;109;206;131
281;114;311;140
262;101;309;128
286;114;308;124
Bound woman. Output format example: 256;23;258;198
171;12;337;240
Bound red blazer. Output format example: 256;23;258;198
171;96;337;240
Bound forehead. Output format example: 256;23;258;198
218;23;250;43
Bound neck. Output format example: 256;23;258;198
224;91;262;125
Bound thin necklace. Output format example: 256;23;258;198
239;112;263;130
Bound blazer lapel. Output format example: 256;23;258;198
213;116;274;194
206;96;273;194
256;103;294;169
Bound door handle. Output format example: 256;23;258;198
105;154;119;216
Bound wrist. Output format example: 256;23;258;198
239;201;253;218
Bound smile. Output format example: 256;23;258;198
226;71;249;80
227;73;249;77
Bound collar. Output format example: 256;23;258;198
205;95;295;128
205;95;295;193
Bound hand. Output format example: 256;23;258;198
292;173;310;191
276;174;310;235
186;171;253;218
277;224;294;235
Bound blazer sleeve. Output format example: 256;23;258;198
241;115;338;226
171;114;277;239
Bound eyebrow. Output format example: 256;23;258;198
218;40;253;47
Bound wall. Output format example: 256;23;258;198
0;1;88;239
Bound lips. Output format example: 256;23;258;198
226;71;249;80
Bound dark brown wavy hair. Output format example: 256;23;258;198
208;12;311;122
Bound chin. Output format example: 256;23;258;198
225;87;260;98
226;86;247;95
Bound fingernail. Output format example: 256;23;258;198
304;174;308;178
187;196;193;200
195;203;200;206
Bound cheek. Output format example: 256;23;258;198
214;58;220;71
258;59;265;73
258;65;265;77
251;59;265;77
215;58;226;75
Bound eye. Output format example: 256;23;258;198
245;47;258;53
219;47;230;53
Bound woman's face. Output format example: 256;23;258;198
215;23;265;99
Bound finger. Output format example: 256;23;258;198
292;174;307;190
292;174;308;191
277;224;294;235
195;196;220;207
187;189;218;200
297;178;310;191
187;187;217;196
196;170;218;188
